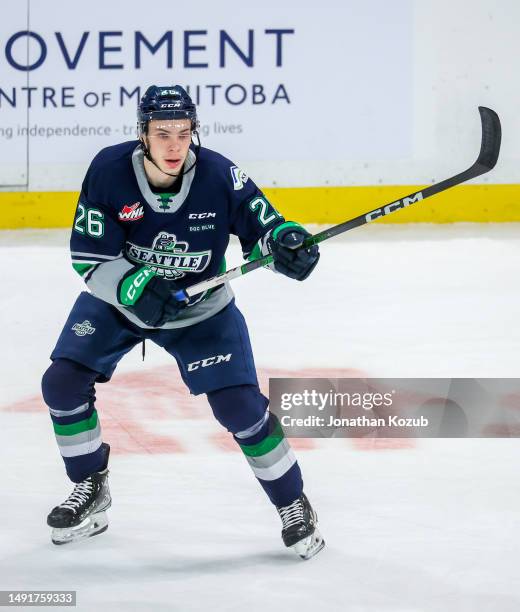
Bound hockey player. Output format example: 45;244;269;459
41;85;324;559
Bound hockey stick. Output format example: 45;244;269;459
175;106;501;301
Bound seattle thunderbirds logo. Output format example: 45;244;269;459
126;232;212;279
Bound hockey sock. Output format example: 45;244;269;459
207;385;303;507
42;358;107;482
235;412;303;507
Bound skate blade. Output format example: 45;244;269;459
291;528;325;560
51;511;109;546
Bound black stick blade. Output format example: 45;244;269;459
476;106;501;170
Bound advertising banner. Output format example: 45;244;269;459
1;0;413;188
1;2;28;185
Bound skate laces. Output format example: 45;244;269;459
60;478;94;511
278;497;305;530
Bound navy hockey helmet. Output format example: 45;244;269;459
137;85;198;135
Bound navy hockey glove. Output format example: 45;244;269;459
268;222;320;281
117;266;188;327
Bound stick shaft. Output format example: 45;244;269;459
181;106;501;299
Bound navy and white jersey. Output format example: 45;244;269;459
70;141;285;329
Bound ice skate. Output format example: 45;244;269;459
47;445;112;545
276;493;325;560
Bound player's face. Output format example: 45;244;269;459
145;119;192;174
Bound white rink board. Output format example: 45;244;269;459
0;0;412;188
2;0;520;190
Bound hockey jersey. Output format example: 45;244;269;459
70;141;285;329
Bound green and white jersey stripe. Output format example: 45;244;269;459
71;251;120;279
72;262;97;278
71;251;121;260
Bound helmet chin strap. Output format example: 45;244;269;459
140;132;201;180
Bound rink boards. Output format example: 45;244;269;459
1;183;520;229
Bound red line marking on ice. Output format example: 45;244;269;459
352;438;415;451
1;365;416;454
209;432;239;452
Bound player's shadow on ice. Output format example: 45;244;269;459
9;543;520;612
39;542;298;576
148;551;298;574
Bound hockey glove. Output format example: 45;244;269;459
268;222;320;281
117;266;188;327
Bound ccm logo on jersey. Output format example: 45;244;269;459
189;212;216;219
365;192;423;222
230;165;248;190
119;202;144;221
187;353;232;371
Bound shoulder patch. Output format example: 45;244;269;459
230;165;249;191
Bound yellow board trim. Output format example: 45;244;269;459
0;192;77;229
0;184;519;229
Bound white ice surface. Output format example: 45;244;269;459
1;225;519;611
